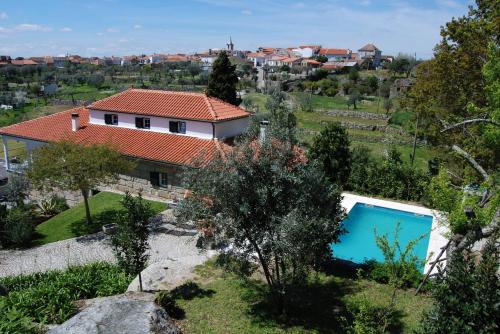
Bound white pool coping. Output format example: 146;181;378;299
341;193;449;274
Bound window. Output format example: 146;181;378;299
135;117;151;129
104;114;118;125
159;173;168;187
169;121;186;134
149;171;168;188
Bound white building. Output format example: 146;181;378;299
0;89;250;201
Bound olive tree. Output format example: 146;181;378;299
176;137;344;310
27;141;134;225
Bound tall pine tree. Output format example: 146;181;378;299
206;51;241;106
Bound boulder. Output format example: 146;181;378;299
47;293;180;334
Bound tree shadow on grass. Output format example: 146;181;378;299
70;209;123;238
165;282;216;320
171;281;215;300
240;277;358;333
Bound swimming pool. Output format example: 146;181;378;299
330;203;433;270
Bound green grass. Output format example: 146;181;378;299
34;191;167;245
291;92;388;114
244;92;270;113
351;141;439;171
172;261;432;333
56;84;117;100
295;110;387;132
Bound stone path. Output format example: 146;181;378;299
0;210;216;288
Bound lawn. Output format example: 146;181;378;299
243;92;270;112
172;260;432;334
351;140;439;171
291;92;388;114
34;191;167;245
56;84;118;101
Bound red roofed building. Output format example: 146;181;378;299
318;48;352;61
0;89;250;201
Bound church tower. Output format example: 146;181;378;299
227;37;234;52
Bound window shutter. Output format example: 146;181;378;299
104;114;112;125
150;172;160;186
135;117;144;129
179;121;186;134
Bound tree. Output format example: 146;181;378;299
315;55;328;63
176;137;344;311
206;51;241;106
111;192;153;292
419;237;499;334
27;141;134;225
265;88;297;144
374;223;426;332
347;90;361;109
309;122;351;186
388;56;411;77
348;67;360;83
383;98;393;114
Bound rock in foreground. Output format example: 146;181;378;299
48;293;180;334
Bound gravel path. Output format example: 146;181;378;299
0;210;215;288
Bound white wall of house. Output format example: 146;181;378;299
292;47;313;58
89;109;214;139
214;117;249;139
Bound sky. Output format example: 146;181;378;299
0;0;472;58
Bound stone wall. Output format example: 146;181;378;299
29;160;186;207
29;188;84;207
324;109;389;120
101;160;186;201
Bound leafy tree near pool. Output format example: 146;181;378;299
27;141;134;226
176;135;345;311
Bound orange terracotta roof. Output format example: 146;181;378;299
319;48;350;55
0;108;227;166
10;59;39;65
88;89;249;122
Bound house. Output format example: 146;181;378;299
0;89;250;201
390;78;413;97
246;52;267;67
10;59;39;66
265;55;288;67
291;45;320;58
358;43;382;67
318;48;352;61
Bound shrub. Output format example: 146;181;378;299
38;195;69;216
363;260;423;289
3;208;34;246
0;262;132;324
215;253;257;278
0;299;38;334
344;298;402;334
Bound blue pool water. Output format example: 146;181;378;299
330;203;432;270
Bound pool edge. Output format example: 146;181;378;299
341;193;450;275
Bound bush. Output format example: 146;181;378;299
344;298;402;334
0;299;39;334
0;262;132;324
38;195;69;216
363;260;423;289
3;208;34;246
215;253;257;278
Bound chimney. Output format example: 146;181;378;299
259;121;269;144
71;113;80;131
